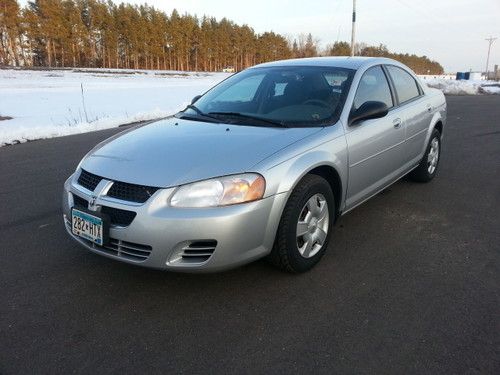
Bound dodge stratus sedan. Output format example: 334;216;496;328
63;57;446;273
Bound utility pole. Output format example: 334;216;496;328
485;36;497;78
351;0;356;56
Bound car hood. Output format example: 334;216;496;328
80;117;322;187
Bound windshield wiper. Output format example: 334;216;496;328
176;104;222;123
186;104;206;116
207;112;287;128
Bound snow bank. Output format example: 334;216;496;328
0;68;229;146
422;78;500;95
2;68;499;147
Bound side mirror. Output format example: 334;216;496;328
349;101;389;125
191;95;202;104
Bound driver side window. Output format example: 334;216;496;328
353;66;393;111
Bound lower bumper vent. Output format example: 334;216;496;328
181;240;217;263
65;219;152;262
102;239;152;261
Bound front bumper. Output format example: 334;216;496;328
63;174;287;272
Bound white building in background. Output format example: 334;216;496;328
469;72;482;80
418;74;455;80
418;72;486;81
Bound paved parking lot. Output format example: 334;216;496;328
0;96;499;374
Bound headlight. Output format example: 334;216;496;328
170;173;266;208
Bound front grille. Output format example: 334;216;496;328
71;193;136;227
107;181;159;203
78;169;102;191
72;194;88;208
76;169;159;204
180;240;217;263
101;206;136;227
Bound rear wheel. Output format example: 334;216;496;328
269;174;335;273
409;129;441;182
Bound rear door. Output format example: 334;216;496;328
385;65;431;164
344;65;406;210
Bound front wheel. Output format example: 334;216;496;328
409;129;441;182
268;174;335;273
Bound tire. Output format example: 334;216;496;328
409;128;441;182
269;174;335;273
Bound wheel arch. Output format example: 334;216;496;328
434;120;443;136
262;141;348;221
306;165;343;218
279;161;344;220
421;111;445;155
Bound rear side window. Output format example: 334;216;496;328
386;65;421;104
353;66;393;111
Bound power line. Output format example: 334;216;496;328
392;0;443;28
485;37;497;76
330;0;344;29
331;0;344;44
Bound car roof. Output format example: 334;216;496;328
252;56;401;70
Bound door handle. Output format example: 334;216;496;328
393;118;402;128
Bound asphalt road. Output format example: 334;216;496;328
1;96;499;374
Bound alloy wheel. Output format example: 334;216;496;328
427;137;440;174
296;193;329;258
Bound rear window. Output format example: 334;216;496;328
386;65;421;104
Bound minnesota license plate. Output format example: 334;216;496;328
72;208;105;245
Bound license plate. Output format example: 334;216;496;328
72;208;105;245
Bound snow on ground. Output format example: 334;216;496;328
420;77;500;95
2;68;499;147
0;68;229;146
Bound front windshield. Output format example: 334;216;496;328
178;66;355;127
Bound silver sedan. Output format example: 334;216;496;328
63;57;446;272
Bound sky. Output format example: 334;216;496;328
20;0;500;72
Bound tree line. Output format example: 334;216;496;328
327;42;444;75
0;0;444;74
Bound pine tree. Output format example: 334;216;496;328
0;0;23;66
0;0;444;75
